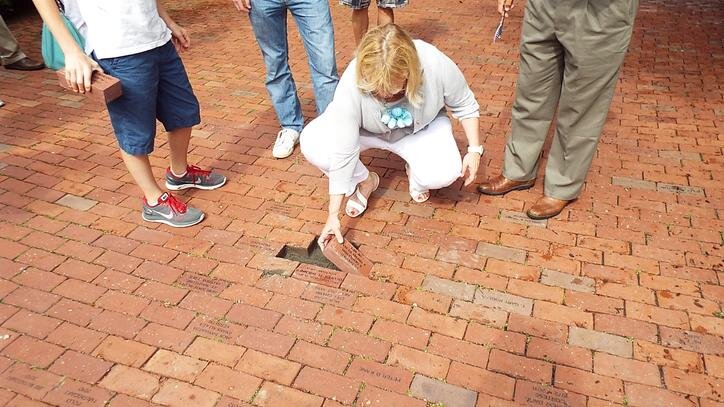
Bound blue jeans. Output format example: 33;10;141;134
249;0;339;133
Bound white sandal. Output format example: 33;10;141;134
345;172;380;218
405;164;430;203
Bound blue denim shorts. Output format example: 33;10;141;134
340;0;408;9
95;41;201;156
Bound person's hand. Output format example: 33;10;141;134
461;152;481;186
497;0;514;17
231;0;252;12
64;50;102;94
318;215;343;249
169;23;191;52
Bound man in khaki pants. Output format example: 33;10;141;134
0;15;45;71
478;0;638;219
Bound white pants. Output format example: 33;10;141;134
301;115;462;196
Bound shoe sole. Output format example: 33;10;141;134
165;178;227;191
525;208;564;220
478;182;534;196
141;212;205;228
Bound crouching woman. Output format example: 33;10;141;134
301;24;482;247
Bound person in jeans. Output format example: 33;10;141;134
231;0;339;159
0;15;45;70
341;0;408;45
478;0;639;219
32;0;226;228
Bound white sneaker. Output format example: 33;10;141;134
272;128;300;159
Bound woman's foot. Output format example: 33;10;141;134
345;172;380;217
410;189;430;203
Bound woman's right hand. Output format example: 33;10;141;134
64;50;102;93
497;0;514;16
318;215;343;249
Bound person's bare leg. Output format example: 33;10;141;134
167;127;191;176
377;7;394;26
352;8;370;45
120;152;164;204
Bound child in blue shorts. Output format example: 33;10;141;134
33;0;225;228
341;0;408;45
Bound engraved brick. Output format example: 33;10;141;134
474;288;533;316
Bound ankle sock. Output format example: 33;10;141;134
171;168;187;178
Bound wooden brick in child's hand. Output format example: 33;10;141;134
56;70;123;104
322;238;373;277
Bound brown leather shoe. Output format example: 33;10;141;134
526;196;574;220
4;57;45;71
477;174;535;196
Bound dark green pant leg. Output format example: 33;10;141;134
502;0;563;182
543;0;638;200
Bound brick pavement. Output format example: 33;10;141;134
0;0;722;406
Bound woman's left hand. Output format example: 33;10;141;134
461;152;481;186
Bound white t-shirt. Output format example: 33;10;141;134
75;0;171;59
60;0;91;54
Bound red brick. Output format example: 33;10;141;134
357;384;426;407
89;310;146;339
626;301;690;329
268;292;323;319
293;366;360;405
179;291;233;318
449;300;508;328
255;274;308;297
316;305;374;333
136;322;194;353
140;301;195;330
485;258;540;281
236;349;301;386
395;286;452;314
49;349;113;383
513;380;587;407
465;322;526;354
11;267;65;291
93;335;156;367
633;340;704;373
54;259;104;282
46;322;106;353
341;273;396;299
555;365;624;402
99;365;159;400
288;340;350;373
3;311;61;338
663;366;724;400
96;290;150;316
446;361;515;400
46;298;102;326
328;330;390;362
44;379;114;407
151;378;219;407
346;358;413;394
53;278;107;304
488;349;553;382
254;382;323;407
273;315;332;345
594;352;662;387
594;313;658;342
185;336;245;367
195;364;262;401
533;301;593;329
387;344;449;380
3;286;59;313
236;326;295;358
624;382;696;407
1;335;64;368
406;307;467;339
0;362;62;400
353;296;411;323
369;318;430;350
93;268;144;292
134;280;188;304
527;337;592;371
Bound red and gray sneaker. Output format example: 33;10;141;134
165;165;227;191
141;192;204;228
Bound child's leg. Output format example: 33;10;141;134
120;152;164;204
352;8;370;45
167;127;191;176
377;6;394;25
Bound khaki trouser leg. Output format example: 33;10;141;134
543;0;638;200
0;15;25;66
502;0;563;182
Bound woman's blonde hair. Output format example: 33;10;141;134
356;24;423;106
